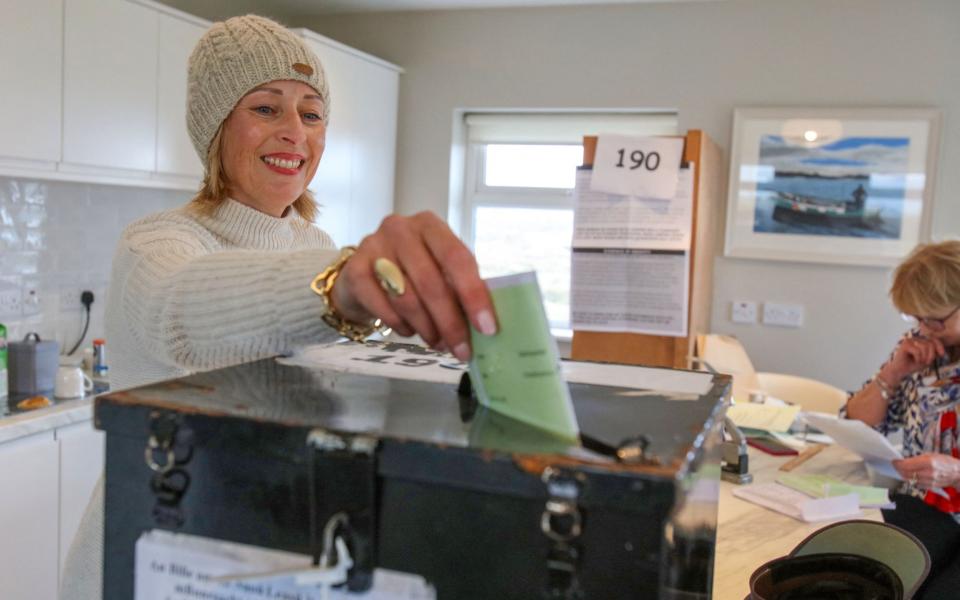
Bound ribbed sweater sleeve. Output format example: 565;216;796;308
105;201;343;389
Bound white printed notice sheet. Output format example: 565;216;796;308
135;530;435;600
570;165;694;337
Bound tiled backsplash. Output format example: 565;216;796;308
0;176;191;355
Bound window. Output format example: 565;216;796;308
459;112;678;334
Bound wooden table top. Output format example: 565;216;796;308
712;443;883;600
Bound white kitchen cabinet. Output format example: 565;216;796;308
303;32;400;246
306;39;358;246
57;420;105;576
156;11;206;179
349;57;399;241
62;0;159;172
0;0;63;163
0;431;60;600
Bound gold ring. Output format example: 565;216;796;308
374;257;405;297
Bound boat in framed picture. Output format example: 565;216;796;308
724;108;940;266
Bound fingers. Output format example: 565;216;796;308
388;213;495;359
897;336;943;372
335;213;496;361
419;213;497;337
930;336;947;357
333;249;415;337
893;454;958;489
394;241;469;356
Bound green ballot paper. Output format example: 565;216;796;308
468;271;580;442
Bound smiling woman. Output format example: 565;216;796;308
59;13;497;600
218;81;327;217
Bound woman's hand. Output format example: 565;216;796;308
881;335;946;385
330;212;497;361
893;454;960;489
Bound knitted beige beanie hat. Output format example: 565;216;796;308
187;14;330;162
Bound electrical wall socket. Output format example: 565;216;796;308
0;287;21;317
731;300;758;324
60;287;85;311
763;302;804;327
21;285;41;316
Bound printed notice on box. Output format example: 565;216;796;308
570;165;693;337
590;134;684;199
135;530;435;600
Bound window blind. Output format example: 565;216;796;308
464;112;679;144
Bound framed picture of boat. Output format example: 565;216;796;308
724;108;940;266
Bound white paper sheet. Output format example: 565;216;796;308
590;135;684;199
732;482;862;522
278;341;714;397
135;530;435;600
570;249;689;336
570;166;693;337
802;413;904;480
575;167;694;250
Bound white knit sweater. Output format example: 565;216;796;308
106;198;341;389
61;198;343;600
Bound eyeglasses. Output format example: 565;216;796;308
902;305;960;332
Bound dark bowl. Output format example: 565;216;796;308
749;552;903;600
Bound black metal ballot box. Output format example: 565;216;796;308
95;343;729;600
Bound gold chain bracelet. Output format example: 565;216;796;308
310;246;382;342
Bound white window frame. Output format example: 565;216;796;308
450;110;680;338
461;142;578;249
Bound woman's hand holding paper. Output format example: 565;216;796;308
894;453;960;489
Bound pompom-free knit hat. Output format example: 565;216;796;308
186;14;330;162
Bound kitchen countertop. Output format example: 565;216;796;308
0;394;96;444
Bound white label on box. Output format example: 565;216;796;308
135;530;435;600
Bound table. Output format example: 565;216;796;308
712;443;884;599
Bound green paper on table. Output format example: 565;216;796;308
777;473;891;508
468;271;580;443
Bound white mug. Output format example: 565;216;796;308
54;364;93;399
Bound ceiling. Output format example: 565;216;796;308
293;0;715;12
160;0;719;19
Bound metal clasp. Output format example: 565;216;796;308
540;467;585;599
144;412;180;474
540;466;584;543
144;435;176;474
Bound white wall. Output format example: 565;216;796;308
0;177;190;355
295;0;959;391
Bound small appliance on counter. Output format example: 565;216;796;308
8;332;59;395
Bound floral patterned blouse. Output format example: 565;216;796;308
844;329;960;515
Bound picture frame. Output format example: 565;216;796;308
723;108;940;266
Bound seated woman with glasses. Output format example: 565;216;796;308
845;239;960;599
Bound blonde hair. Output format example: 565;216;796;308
188;124;318;222
890;240;960;316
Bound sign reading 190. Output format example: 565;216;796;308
615;148;661;171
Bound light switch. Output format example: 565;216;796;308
731;300;757;324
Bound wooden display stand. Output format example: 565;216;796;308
570;130;723;369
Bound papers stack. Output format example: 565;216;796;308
732;482;861;523
801;413;903;480
726;402;801;433
777;473;895;509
